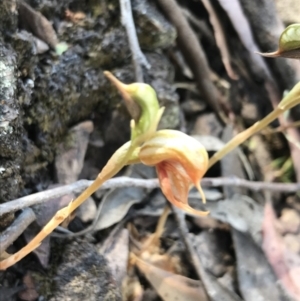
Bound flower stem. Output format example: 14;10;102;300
208;107;284;169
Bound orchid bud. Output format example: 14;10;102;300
258;24;300;59
104;71;164;142
139;130;209;216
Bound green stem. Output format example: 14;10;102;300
70;142;137;213
208;107;283;169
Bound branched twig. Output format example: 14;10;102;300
0;179;91;218
119;0;150;82
0;208;36;253
1;176;299;219
0;177;159;218
180;8;213;43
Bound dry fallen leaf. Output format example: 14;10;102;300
94;165;155;230
132;254;208;301
55;121;94;185
18;1;58;48
279;208;300;235
95;186;145;230
262;202;300;300
206;195;264;245
217;0;272;74
232;229;288;301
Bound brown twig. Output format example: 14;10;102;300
200;0;238;80
157;0;228;122
1;176;299;219
119;0;150;82
172;206;243;301
0;208;36;253
180;7;213;43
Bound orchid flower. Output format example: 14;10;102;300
138;130;209;216
103;71;164;144
3;69;300;270
0;73;165;270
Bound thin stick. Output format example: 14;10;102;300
202;177;300;192
119;0;150;82
172;206;243;301
2;176;300;221
0;177;159;218
200;0;238;80
0;208;36;253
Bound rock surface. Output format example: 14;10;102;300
32;239;121;301
0;0;179;202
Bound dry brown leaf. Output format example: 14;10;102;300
18;1;58;48
262;202;300;301
55;121;94;185
132;255;208;301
